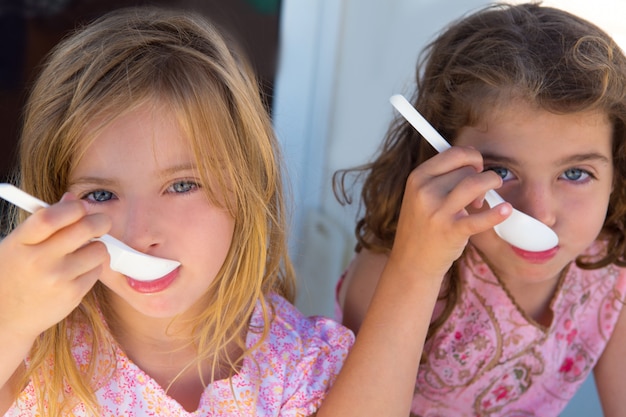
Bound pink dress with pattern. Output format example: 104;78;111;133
410;244;626;417
6;293;354;417
332;242;626;416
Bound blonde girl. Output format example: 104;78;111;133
0;7;355;416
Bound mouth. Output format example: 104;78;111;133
511;245;559;263
125;267;179;293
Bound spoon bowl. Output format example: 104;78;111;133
389;94;558;252
0;183;180;281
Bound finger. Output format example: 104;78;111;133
66;266;103;304
419;146;485;178
420;165;486;201
62;240;110;281
444;170;503;214
44;213;111;256
456;202;512;237
17;198;91;245
43;265;103;317
9;238;109;287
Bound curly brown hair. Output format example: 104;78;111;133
334;2;626;340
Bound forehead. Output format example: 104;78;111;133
456;101;613;159
73;103;193;170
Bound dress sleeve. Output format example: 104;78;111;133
278;315;354;416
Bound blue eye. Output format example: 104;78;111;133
85;190;114;202
169;180;199;193
561;168;590;182
486;166;513;181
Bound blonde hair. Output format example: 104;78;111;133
14;7;295;415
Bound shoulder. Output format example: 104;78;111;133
338;249;389;333
243;293;354;415
338;250;389;302
247;292;354;372
571;241;626;292
259;293;354;354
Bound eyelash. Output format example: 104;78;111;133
485;166;595;184
80;180;201;203
559;168;594;183
82;189;115;203
166;180;200;194
485;166;514;181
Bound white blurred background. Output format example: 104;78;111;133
272;1;626;415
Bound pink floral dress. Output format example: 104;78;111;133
410;244;626;417
6;293;354;417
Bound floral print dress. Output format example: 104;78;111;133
6;293;354;417
411;244;626;417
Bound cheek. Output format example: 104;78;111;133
192;212;235;267
468;229;494;247
216;221;235;259
560;193;609;242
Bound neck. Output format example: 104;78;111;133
469;246;568;327
105;295;195;353
101;292;243;412
493;264;567;327
102;290;247;396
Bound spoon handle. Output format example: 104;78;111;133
0;183;50;212
0;184;119;240
390;94;508;210
389;94;451;152
484;190;505;207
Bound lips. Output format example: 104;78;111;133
126;267;179;293
511;245;559;263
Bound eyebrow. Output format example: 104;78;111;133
69;177;118;187
70;163;200;186
556;153;611;165
481;152;611;166
158;162;199;176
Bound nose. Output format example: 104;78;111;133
508;182;557;228
115;197;163;253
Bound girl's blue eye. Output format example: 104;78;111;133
486;166;513;181
85;190;114;202
169;181;198;193
561;168;590;182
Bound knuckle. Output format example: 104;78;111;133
406;169;425;189
448;145;477;160
93;241;110;262
80;240;109;263
32;207;56;229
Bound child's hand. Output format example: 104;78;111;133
389;146;511;279
0;193;111;344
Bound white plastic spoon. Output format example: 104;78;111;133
389;94;558;252
0;183;180;281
